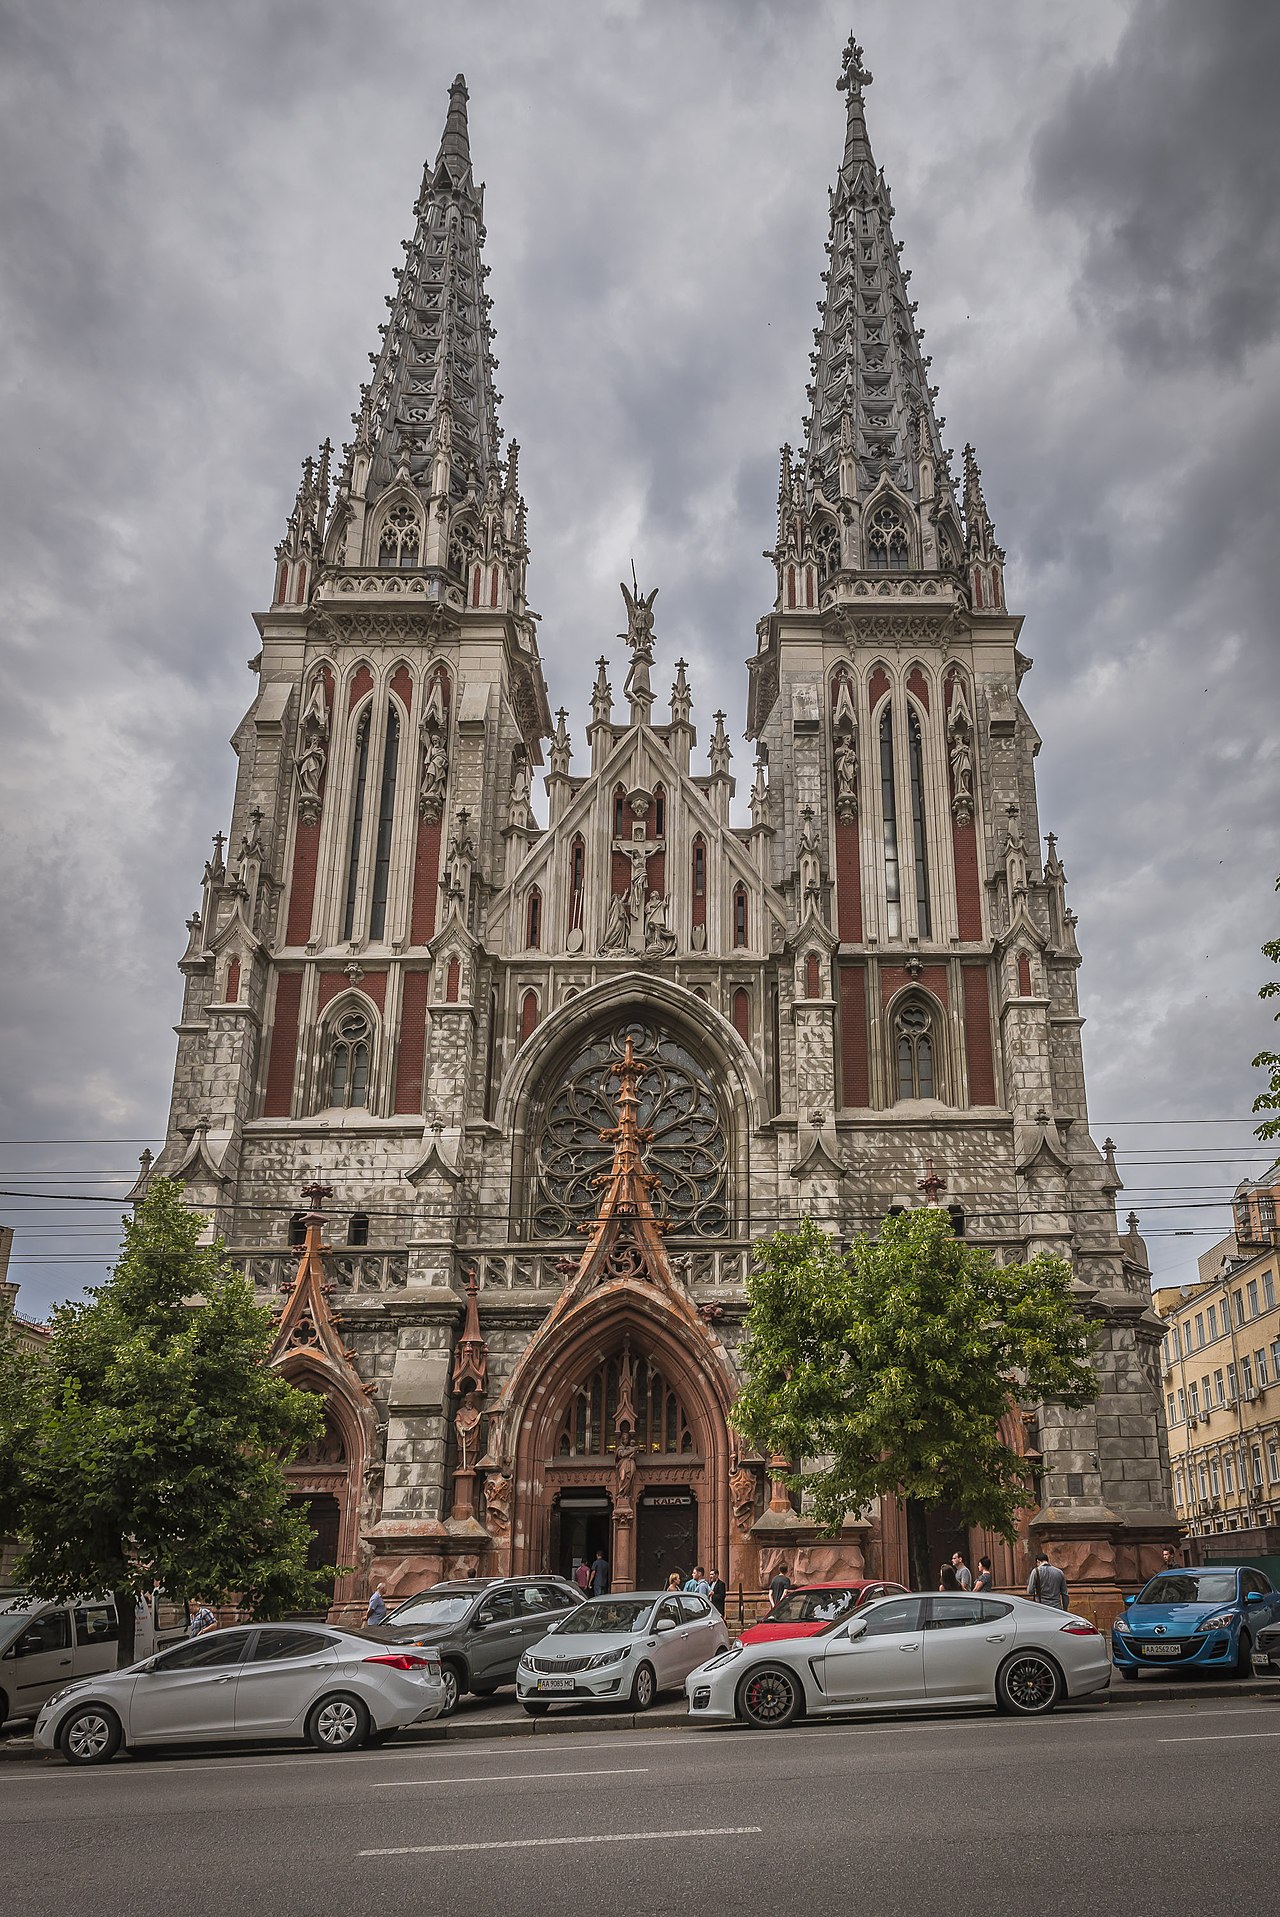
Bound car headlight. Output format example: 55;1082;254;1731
41;1682;88;1712
1112;1616;1129;1634
518;1652;534;1670
699;1647;745;1673
1194;1612;1237;1634
586;1647;630;1670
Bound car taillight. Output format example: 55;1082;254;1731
1060;1621;1100;1636
363;1652;431;1670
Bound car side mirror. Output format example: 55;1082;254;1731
656;1617;677;1633
1246;1591;1263;1604
1124;1595;1136;1606
843;1618;868;1641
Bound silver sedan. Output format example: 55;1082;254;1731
34;1622;446;1764
686;1591;1111;1726
518;1591;730;1714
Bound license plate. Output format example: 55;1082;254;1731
1140;1644;1181;1657
535;1677;575;1692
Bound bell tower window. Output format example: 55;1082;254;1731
866;501;909;570
378;501;421;568
733;884;749;948
342;709;372;941
879;706;902;939
908;710;932;939
368;706;400;940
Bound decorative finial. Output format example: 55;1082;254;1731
837;35;872;97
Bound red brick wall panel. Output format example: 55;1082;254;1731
285;820;321;946
393;970;429;1114
839;962;870;1108
962;963;997;1106
263;972;303;1117
952;817;983;940
834;821;863;943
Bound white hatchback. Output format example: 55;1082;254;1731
686;1591;1111;1726
34;1622;446;1764
519;1591;730;1714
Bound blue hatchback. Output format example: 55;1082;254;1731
1111;1565;1280;1678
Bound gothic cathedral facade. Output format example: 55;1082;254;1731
145;48;1176;1617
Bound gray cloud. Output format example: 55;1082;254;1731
1;0;1276;1312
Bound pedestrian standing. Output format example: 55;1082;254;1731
768;1566;792;1608
666;1572;683;1592
939;1563;961;1592
365;1585;389;1626
574;1556;592;1594
590;1549;611;1597
684;1565;711;1597
951;1551;973;1590
187;1598;217;1638
1027;1550;1069;1609
708;1569;727;1617
972;1556;994;1593
1160;1545;1181;1572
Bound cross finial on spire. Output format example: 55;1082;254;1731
837;34;872;98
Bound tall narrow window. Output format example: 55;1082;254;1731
368;706;400;940
613;787;626;837
653;784;666;837
733;884;748;948
526;887;542;949
895;999;936;1101
908;710;931;938
866;501;909;569
342;709;372;940
568;837;585;936
328;1009;372;1108
879;706;901;939
693;838;706;898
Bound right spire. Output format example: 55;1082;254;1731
793;34;962;575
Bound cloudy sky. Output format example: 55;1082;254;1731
2;0;1277;1316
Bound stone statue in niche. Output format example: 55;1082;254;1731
454;1389;484;1473
614;1435;638;1514
730;1457;759;1534
444;809;475;909
599;891;631;954
947;682;974;825
294;673;330;823
619;575;658;718
482;1472;510;1535
643;891;677;957
833;727;859;822
1004;804;1029;909
419;718;449;822
798;805;822;900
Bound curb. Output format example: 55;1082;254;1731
3;1681;1274;1765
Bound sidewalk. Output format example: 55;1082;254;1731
3;1674;1275;1764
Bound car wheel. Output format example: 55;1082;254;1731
738;1664;802;1729
630;1662;657;1711
439;1664;463;1716
60;1704;123;1766
522;1700;551;1717
306;1693;370;1753
996;1652;1061;1716
1233;1630;1252;1678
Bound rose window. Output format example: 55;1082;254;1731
530;1019;728;1238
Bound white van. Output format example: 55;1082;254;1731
0;1592;187;1729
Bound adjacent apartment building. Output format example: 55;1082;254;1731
1154;1167;1280;1553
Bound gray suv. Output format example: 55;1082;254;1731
378;1577;583;1714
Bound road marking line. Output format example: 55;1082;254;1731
1158;1731;1280;1744
374;1767;648;1787
360;1826;763;1857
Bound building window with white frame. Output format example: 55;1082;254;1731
327;1008;373;1110
1248;1278;1260;1318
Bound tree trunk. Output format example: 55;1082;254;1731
114;1587;138;1670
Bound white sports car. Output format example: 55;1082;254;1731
686;1591;1110;1726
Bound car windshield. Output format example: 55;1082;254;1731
384;1594;474;1629
767;1589;858;1624
1137;1573;1237;1606
554;1599;655;1636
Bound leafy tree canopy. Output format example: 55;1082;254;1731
732;1209;1099;1545
0;1179;328;1663
1252;873;1280;1141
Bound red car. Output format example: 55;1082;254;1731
741;1580;909;1645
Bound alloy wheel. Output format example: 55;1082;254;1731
314;1699;361;1748
1003;1655;1057;1714
741;1668;798;1727
65;1713;113;1761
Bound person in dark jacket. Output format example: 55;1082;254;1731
590;1550;611;1597
768;1566;791;1607
708;1570;727;1616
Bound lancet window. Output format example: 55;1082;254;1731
342;710;372;941
555;1351;695;1457
368;707;400;940
815;517;841;584
327;1008;373;1109
567;836;585;938
894;998;939;1103
879;706;902;939
525;887;542;949
866;500;910;570
733;884;749;948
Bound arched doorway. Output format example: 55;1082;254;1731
508;1309;734;1592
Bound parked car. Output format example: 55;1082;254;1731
34;1622;445;1764
517;1590;730;1714
741;1580;909;1645
1111;1565;1280;1679
1249;1612;1280;1675
686;1591;1110;1727
0;1592;185;1731
379;1576;583;1714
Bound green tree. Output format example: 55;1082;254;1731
732;1209;1099;1589
1253;874;1280;1141
0;1179;328;1665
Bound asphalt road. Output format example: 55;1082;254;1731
5;1697;1279;1917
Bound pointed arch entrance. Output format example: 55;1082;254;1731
507;1297;733;1591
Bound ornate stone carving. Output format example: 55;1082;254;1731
946;677;974;825
418;716;449;823
482;1471;510;1535
643;891;677;957
294;672;329;823
454;1389;484;1473
833;725;859;822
